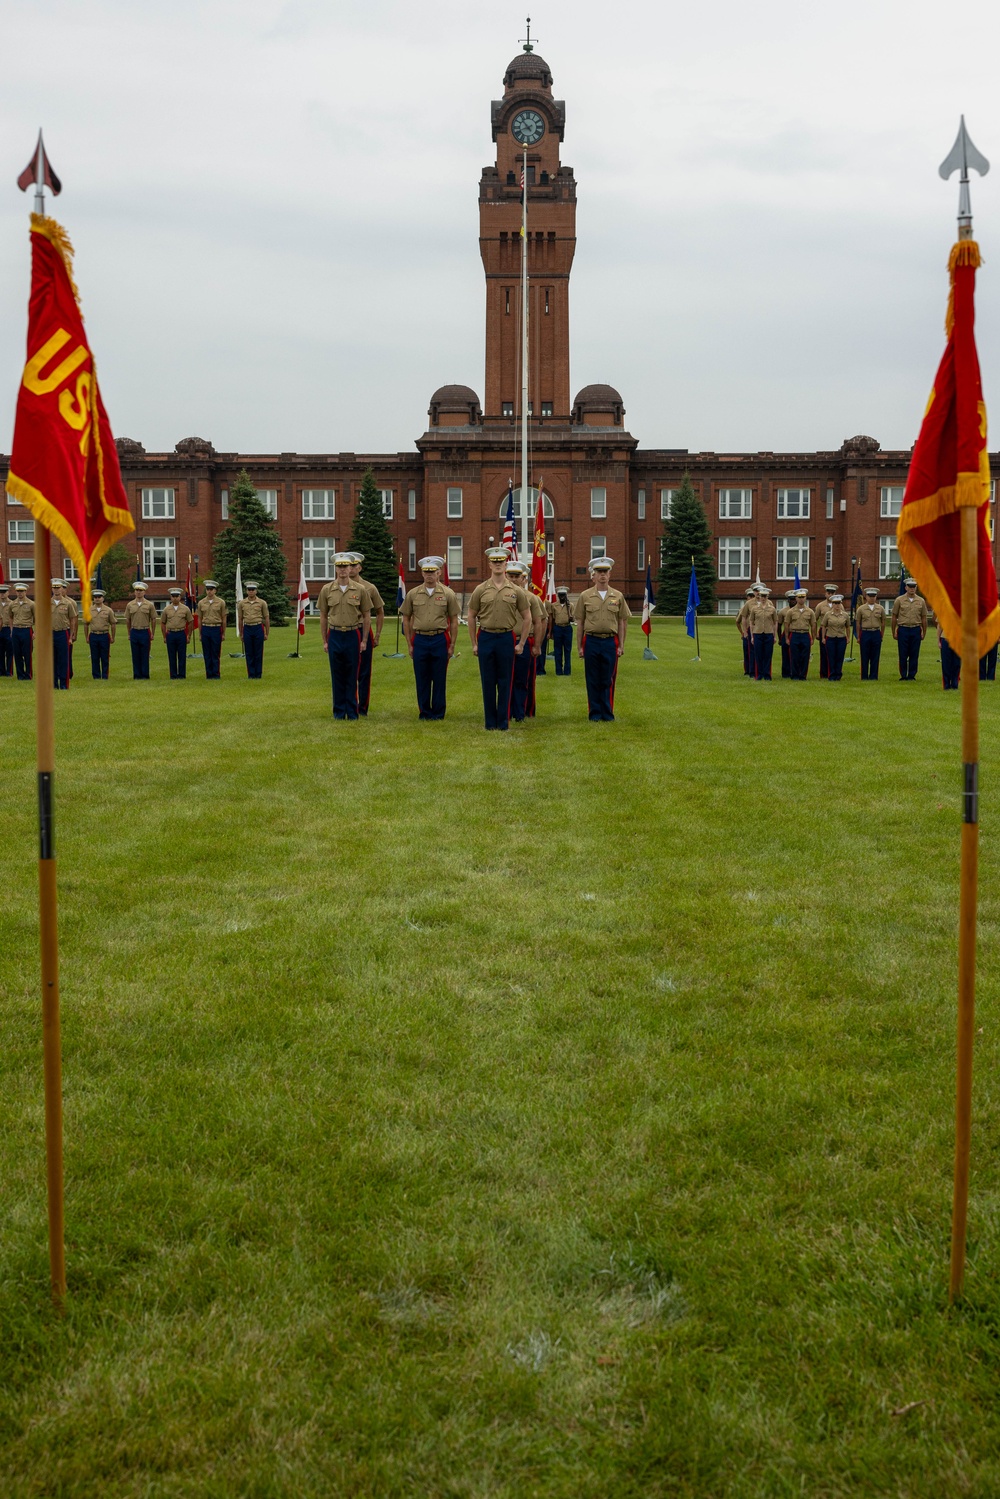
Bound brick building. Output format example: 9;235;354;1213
3;44;996;610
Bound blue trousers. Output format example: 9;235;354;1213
584;634;618;720
53;629;70;690
780;636;791;678
897;625;922;679
826;636;847;680
859;631;882;680
819;639;829;679
512;647;537;719
89;633;111;678
243;623;265;678
941;636;961;690
0;625;12;676
13;627;33;679
980;643;998;681
742;633;752;676
201;625;222;678
477;630;515;729
165;631;187;679
537;635;548;674
789;632;812;679
753;632;774;681
328;629;361;718
553;623;573;674
130;628;151;679
412;632;449;718
358;632;374;714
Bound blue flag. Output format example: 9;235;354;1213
793;564;801;591
95;560;104;593
135;553;142;583
898;564;907;595
851;564;863;613
685;564;700;639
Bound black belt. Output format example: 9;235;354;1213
329;626;359;632
414;630;447;636
480;628;513;634
587;632;615;639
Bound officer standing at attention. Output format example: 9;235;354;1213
125;581;156;679
779;590;796;678
197;580;226;678
537;594;552;674
468;547;532;730
815;583;837;678
11;583;35;680
891;577;928;680
856;587;886;680
551;586;574;675
400;556;459;719
938;618;961;690
506;560;544;720
0;583;13;677
348;552;384;716
736;586;757;676
820;594;851;680
749;586;777;681
237;582;270;678
980;639;998;681
161;587;193;679
319;553;371;719
84;588;116;678
785;588;816;679
49;578;78;690
575;557;631;720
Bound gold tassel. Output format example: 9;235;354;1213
29;213;82;307
945;239;982;335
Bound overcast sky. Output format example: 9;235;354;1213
2;0;999;458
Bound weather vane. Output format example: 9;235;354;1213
520;17;536;53
939;116;989;239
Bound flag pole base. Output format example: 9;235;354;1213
229;652;245;659
382;652;406;659
642;647;658;660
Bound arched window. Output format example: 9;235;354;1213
498;487;555;538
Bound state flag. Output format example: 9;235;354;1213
297;557;309;635
642;563;655;637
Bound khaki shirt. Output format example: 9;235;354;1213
318;582;367;630
892;593;928;629
857;602;886;631
356;578;384;611
50;597;78;633
814;600;832;628
785;603;815;635
574;586;631;635
0;598;12;628
469;579;530;631
736;600;754;631
823;608;851;638
126;598;157;633
551;599;572;626
527;592;545;630
11;597;35;627
198;594;227;627
86;603;116;637
401;584;459;633
749;600;777;634
238;596;270;629
162;602;193;633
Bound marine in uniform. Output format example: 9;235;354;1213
11;583;34;680
49;579;77;690
467;547;532;730
319;553;371;719
815;583;837;678
891;578;928;680
197;581;226;678
125;582;156;679
779;590;796;678
785;589;816;679
84;589;116;678
980;641;998;681
856;587;886;681
821;594;850;680
938;619;961;690
348;553;385;716
161;588;193;679
0;584;13;677
237;582;270;678
736;587;757;677
749;587;777;681
537;595;551;674
506;560;544;720
400;556;459;719
551;586;574;674
574;557;631;720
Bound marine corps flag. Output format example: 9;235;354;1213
530;487;547;596
7;216;134;620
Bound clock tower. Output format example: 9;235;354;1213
479;44;576;421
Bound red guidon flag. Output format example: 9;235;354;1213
530;487;547;596
7;216;133;618
897;239;1000;654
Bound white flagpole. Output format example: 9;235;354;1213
521;145;530;517
232;557;245;658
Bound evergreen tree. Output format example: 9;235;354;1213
656;472;717;615
95;541;135;604
349;466;399;610
211;469;291;625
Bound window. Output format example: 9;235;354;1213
498;488;555;531
637;488;646;520
717;599;743;616
255;488;279;519
408;488;417;521
6;490;23;505
826;488;835;520
541;401;553;417
718;488;752;520
9;558;34;581
777;488;810;519
142;536;177;580
141;487;175;520
880;485;905;518
447;487;463;519
590;487;607;519
637;537;646;570
379;489;393;520
447;536;463;580
776;537;809;579
408;538;417;571
590;536;606;560
718;536;751;579
302;537;338;580
825;538;833;571
8;519;35;544
220;488;229;520
63;559;80;580
502;401;514;417
879;535;901;578
660;488;675;520
302;489;335;520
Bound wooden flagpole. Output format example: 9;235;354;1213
34;526;66;1305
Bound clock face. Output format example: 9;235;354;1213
511;110;545;146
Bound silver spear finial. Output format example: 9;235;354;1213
940;117;989;239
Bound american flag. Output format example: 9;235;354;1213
502;480;519;560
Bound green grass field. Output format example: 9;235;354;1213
2;616;1000;1497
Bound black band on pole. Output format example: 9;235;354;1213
963;761;979;825
38;771;55;860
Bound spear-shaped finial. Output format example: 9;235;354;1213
939;117;989;240
17;130;62;217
